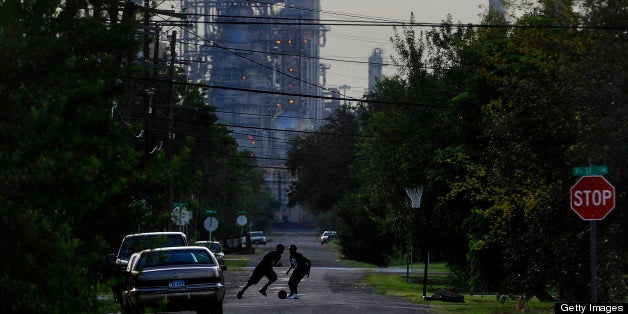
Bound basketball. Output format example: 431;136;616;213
278;289;288;299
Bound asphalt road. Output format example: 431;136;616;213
222;232;431;314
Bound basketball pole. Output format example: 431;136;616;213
406;233;411;283
423;250;429;299
405;186;424;292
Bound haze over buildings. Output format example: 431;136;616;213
181;0;338;222
176;0;500;222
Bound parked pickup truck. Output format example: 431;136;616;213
110;231;188;303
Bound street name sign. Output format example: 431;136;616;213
572;165;608;176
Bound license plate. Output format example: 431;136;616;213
168;279;185;289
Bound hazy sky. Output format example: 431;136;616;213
320;0;487;98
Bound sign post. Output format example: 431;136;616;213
570;174;615;303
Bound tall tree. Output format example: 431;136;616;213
0;1;279;311
286;105;365;215
0;1;146;311
296;0;627;302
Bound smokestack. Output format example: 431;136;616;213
368;48;384;93
489;0;506;15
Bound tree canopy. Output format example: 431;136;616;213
0;1;276;311
286;0;626;302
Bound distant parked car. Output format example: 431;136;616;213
320;231;337;244
195;241;225;265
249;231;267;245
111;232;188;303
240;231;267;246
120;246;226;314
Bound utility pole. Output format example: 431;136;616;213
167;31;177;207
152;26;160;78
142;0;152;162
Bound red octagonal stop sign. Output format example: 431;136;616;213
570;175;616;220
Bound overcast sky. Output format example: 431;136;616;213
319;0;488;99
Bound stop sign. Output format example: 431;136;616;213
570;175;615;220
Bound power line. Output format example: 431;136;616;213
180;39;397;67
130;111;370;141
142;2;627;31
177;25;349;105
177;16;628;30
119;112;369;150
125;75;448;109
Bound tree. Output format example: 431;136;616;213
0;1;280;311
299;0;627;302
286;105;365;215
0;1;147;311
465;1;627;301
353;16;485;268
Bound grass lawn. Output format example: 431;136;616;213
361;273;555;313
224;254;252;269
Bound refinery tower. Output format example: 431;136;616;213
182;0;332;221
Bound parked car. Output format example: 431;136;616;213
111;232;188;303
249;231;267;245
114;232;189;272
320;231;337;244
120;246;226;314
240;231;267;246
195;241;225;265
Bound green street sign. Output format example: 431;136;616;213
205;209;217;215
572;166;608;176
173;202;187;207
237;210;247;215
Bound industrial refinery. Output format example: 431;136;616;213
180;0;340;221
176;0;501;221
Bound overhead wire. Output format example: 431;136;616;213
118;2;628;200
149;11;333;119
175;12;627;30
177;38;396;67
177;25;350;104
125;8;445;162
126;75;448;109
138;2;627;169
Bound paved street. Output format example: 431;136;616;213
222;232;431;313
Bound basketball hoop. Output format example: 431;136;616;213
405;186;424;208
